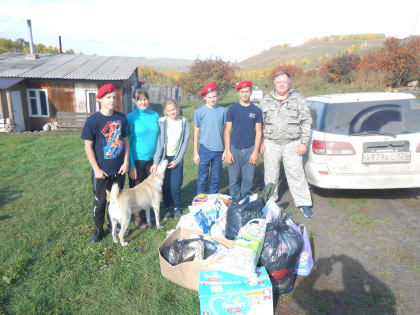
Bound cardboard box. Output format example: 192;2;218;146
198;267;273;315
158;227;233;291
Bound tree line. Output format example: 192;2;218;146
0;37;75;54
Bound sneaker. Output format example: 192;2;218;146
163;210;172;221
173;207;182;218
90;228;104;243
299;206;313;218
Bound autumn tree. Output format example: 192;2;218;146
377;37;417;87
404;37;420;80
321;54;360;83
177;58;238;97
268;64;303;81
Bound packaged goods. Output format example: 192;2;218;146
199;267;273;315
217;219;267;277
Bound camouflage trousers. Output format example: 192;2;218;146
263;138;312;207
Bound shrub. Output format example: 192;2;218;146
377;37;417;87
320;54;360;83
177;58;238;97
269;64;303;81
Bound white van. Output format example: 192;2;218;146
304;92;420;189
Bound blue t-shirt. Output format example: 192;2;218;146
194;105;226;152
226;102;263;149
81;111;129;175
127;108;159;167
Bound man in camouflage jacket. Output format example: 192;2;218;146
260;71;314;217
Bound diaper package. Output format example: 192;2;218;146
216;219;267;277
198;267;273;315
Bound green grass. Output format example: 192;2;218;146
0;103;203;314
0;94;274;314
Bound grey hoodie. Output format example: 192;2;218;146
153;116;190;166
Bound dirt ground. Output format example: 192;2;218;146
271;177;420;314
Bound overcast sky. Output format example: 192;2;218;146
0;0;419;62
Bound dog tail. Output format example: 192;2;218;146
109;183;120;202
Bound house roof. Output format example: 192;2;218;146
0;77;24;89
0;53;144;81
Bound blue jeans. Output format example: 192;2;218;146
163;156;183;208
197;145;223;194
228;145;256;203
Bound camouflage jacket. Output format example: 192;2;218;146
260;89;312;145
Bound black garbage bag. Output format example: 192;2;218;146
259;220;303;274
225;183;276;240
270;272;297;296
161;238;217;266
225;199;264;240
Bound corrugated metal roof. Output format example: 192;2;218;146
0;53;143;81
0;77;24;89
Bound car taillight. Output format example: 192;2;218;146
312;140;356;155
416;143;420;153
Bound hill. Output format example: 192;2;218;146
239;38;385;71
141;58;194;72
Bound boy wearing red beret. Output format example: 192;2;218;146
81;84;130;243
193;83;226;194
224;81;262;202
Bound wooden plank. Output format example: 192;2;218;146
56;111;92;128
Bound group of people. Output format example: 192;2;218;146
81;70;314;243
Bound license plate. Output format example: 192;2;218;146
362;151;411;164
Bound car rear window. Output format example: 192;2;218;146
323;98;420;136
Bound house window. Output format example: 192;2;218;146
26;89;49;117
86;91;98;113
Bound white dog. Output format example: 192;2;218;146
106;159;168;246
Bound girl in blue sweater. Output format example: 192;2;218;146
127;90;159;226
151;99;190;219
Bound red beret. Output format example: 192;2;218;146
97;84;116;99
200;83;218;96
235;80;252;90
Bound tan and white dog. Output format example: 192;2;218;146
106;159;168;246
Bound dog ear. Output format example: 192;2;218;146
106;190;110;202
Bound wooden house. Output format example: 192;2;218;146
0;53;143;131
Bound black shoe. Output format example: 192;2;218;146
90;228;104;243
174;207;182;218
163;207;173;221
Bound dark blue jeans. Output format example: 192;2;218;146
163;156;183;208
197;145;223;194
228;145;256;203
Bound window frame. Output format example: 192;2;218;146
26;89;50;118
86;90;99;113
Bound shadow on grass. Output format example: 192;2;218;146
286;255;396;314
0;185;23;211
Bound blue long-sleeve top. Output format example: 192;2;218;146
127;107;159;167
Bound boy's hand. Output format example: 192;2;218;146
150;164;158;173
168;161;177;169
249;152;258;164
118;162;129;175
259;144;265;154
129;167;137;180
94;168;108;179
224;151;234;164
194;152;200;165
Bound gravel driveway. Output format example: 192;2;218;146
272;176;420;314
